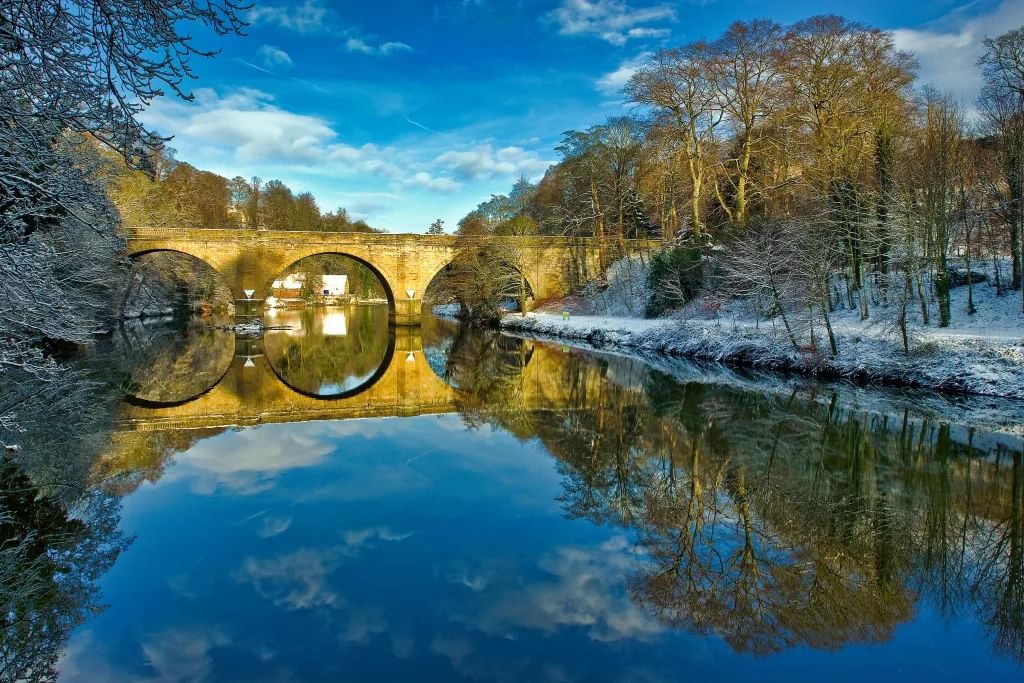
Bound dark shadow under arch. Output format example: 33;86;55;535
422;251;536;312
128;247;229;281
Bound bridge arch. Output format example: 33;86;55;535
118;325;237;408
423;250;537;314
126;247;231;282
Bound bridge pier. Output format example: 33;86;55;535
390;298;423;326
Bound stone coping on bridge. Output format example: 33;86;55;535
122;226;658;249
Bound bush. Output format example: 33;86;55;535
645;245;705;317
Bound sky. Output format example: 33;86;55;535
140;0;1024;233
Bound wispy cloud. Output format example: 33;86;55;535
344;37;413;56
546;0;675;46
596;51;651;95
235;548;343;610
237;58;273;75
405;116;433;132
249;0;333;34
435;144;552;182
258;45;293;69
250;1;413;56
892;0;1024;106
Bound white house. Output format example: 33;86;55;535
321;274;348;297
269;273;348;298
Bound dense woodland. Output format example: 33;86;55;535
112;148;381;233
447;17;1024;348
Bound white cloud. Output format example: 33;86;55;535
462;536;663;642
258;45;293;68
345;37;413;56
435;144;552;181
596;52;651;95
141;87;555;212
404;171;461;192
258;515;293;538
157;420;339;494
249;0;332;34
546;0;676;45
143;88;337;165
892;0;1024;107
139;628;231;683
249;1;413;56
236;548;343;610
342;526;413;551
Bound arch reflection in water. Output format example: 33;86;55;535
263;305;392;398
116;319;236;407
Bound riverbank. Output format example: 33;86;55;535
499;309;1024;400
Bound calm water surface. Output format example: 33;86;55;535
41;306;1024;680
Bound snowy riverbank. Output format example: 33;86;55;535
499;304;1024;400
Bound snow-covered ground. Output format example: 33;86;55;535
502;260;1024;400
432;303;461;319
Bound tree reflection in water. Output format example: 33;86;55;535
113;318;235;404
0;351;129;682
442;341;1024;661
263;306;391;397
3;318;1022;680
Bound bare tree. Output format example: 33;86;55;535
628;42;724;236
709;20;786;226
977;27;1024;307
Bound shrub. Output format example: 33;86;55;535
645;246;705;317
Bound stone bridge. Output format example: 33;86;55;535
123;227;633;325
114;330;598;433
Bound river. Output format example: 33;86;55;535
7;305;1023;681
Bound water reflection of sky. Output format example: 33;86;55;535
319;371;375;397
58;414;1021;682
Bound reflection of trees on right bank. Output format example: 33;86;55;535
451;344;1024;661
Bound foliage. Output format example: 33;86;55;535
458;15;1023;337
645;245;705;317
1;1;244;679
112;160;380;233
456;346;1024;660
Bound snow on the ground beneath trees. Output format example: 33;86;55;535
504;268;1024;400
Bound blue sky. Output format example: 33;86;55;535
140;0;1024;232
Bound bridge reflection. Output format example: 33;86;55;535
118;328;455;430
113;312;584;433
